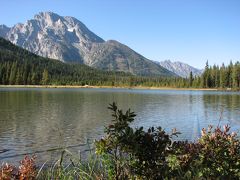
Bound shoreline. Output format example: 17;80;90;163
0;85;222;91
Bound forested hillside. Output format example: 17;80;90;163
0;37;240;89
0;37;132;86
0;37;180;87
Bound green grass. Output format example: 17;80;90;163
36;149;107;180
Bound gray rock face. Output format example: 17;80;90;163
0;25;10;37
86;40;176;76
1;12;104;64
156;60;203;78
0;12;174;76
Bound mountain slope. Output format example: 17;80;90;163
87;40;175;76
156;60;203;77
0;12;175;77
1;12;104;64
0;25;10;37
0;37;133;85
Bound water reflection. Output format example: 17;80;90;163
202;93;240;132
0;88;240;164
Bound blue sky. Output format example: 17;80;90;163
1;0;240;69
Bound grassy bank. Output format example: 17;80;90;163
0;84;220;91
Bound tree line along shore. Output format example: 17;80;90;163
1;59;240;91
1;37;240;90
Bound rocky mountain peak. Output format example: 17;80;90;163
34;12;61;23
157;60;203;77
0;12;175;76
1;12;105;62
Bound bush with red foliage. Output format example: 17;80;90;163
170;125;240;179
0;156;36;180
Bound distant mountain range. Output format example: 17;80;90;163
155;60;203;78
0;12;175;77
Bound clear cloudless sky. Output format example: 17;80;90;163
1;0;240;69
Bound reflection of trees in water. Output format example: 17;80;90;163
0;90;110;164
1;89;240;164
202;93;240;126
0;89;154;164
130;92;202;141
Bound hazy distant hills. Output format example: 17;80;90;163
0;12;175;77
155;60;203;78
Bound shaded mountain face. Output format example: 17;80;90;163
156;60;203;78
0;25;10;37
0;12;175;77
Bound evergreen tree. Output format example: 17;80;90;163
15;69;22;85
189;71;193;87
27;74;31;84
220;64;227;88
41;69;49;85
31;73;37;85
202;61;211;88
9;62;17;85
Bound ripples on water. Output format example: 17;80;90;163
0;88;240;164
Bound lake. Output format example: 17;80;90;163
0;88;240;165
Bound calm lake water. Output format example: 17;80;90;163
0;88;240;165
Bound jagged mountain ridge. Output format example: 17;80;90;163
0;12;175;77
155;60;203;78
1;12;104;64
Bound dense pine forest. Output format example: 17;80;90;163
0;37;240;89
200;61;240;89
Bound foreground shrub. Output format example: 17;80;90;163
96;103;240;179
0;163;15;179
95;103;180;179
0;156;36;180
170;125;240;179
95;102;136;179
